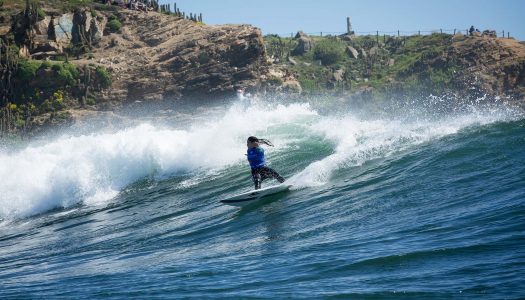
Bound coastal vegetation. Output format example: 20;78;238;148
265;32;465;99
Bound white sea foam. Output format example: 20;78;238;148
288;104;522;188
0;102;316;219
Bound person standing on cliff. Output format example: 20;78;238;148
246;136;286;190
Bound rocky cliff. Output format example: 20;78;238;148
445;36;525;98
17;6;270;102
93;10;269;103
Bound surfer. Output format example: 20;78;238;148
247;136;285;190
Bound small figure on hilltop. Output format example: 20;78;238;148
246;136;285;190
469;25;475;36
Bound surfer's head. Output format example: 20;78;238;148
247;136;259;148
247;136;274;148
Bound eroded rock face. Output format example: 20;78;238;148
29;9;106;58
445;37;525;98
53;13;74;44
97;11;271;102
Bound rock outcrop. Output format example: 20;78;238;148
292;31;313;56
89;10;270;102
5;5;271;104
445;36;525;97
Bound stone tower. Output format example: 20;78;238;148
347;17;352;34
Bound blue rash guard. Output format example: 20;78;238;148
247;147;265;169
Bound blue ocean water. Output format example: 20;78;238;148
0;99;524;299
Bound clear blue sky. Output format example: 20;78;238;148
159;0;525;40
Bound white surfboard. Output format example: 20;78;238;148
220;184;292;206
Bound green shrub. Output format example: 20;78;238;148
313;39;345;65
57;67;75;85
17;59;42;81
37;8;46;20
96;66;112;88
40;99;53;112
298;77;319;93
40;60;52;70
52;62;79;85
51;63;61;72
63;62;79;78
15;118;26;128
86;98;96;106
107;19;122;32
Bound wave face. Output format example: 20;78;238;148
1;99;524;298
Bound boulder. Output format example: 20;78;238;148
292;31;313;56
34;16;51;35
332;69;345;82
54;13;74;44
88;16;105;44
360;48;367;59
369;46;380;56
340;34;354;42
19;45;30;58
346;46;359;59
294;31;307;39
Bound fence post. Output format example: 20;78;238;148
398;30;400;37
376;31;379;45
383;34;386;43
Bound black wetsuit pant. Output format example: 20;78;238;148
251;166;285;190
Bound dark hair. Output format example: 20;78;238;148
247;136;274;147
247;136;259;143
